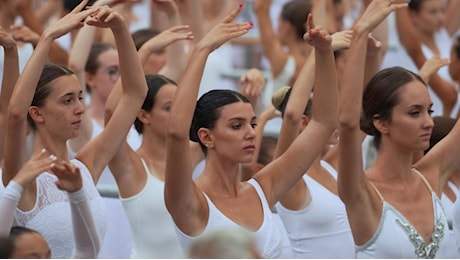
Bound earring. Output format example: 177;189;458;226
206;143;214;148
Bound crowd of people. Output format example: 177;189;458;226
0;0;460;258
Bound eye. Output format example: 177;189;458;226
428;109;434;115
64;98;72;104
232;124;242;130
251;123;257;128
409;111;420;117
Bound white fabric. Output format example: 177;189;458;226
13;159;107;259
175;178;283;259
357;170;458;258
453;188;460;252
1;180;101;258
275;161;355;258
120;158;183;258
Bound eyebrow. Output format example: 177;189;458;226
228;116;257;122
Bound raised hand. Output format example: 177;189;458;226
52;161;83;193
141;25;193;53
355;0;407;33
331;29;352;51
0;26;16;49
12;148;57;188
419;56;450;84
9;24;40;46
85;5;126;30
303;13;332;51
196;4;252;52
240;68;266;103
43;0;98;40
366;34;382;57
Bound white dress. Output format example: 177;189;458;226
13;159;107;259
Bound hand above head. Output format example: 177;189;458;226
52;161;83;193
9;24;40;47
259;104;281;122
419;56;450;84
0;26;16;49
240;68;266;101
42;0;98;40
366;34;382;57
12;148;57;188
355;0;407;34
331;29;352;51
303;13;332;51
141;25;194;53
85;5;126;30
195;3;252;52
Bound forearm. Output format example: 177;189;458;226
0;181;23;236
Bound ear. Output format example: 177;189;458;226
197;128;213;146
29;106;44;125
137;109;151;125
85;72;96;90
373;115;389;135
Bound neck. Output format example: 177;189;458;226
198;154;241;197
88;97;106;126
368;141;414;181
136;132;167;165
33;131;70;161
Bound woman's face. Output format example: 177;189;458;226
86;49;119;102
10;233;51;259
36;75;85;140
207;102;257;163
412;0;446;34
383;80;434;151
147;84;177;138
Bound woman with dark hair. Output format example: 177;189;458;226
165;4;338;258
338;0;459;258
2;1;147;258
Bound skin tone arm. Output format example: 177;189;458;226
165;5;251;235
3;0;96;187
104;26;194;197
34;0;62;25
0;27;18;164
155;0;193;82
444;0;460;36
67;0;136;154
253;13;338;208
338;0;407;245
75;5;147;183
252;0;288;78
394;0;457;116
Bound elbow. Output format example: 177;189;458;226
338;113;359;131
283;109;303;125
167;126;188;141
7;104;27;123
67;60;83;75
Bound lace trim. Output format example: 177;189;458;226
396;216;444;258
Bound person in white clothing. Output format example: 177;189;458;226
2;2;147;258
165;4;338;258
0;149;100;259
338;0;459;257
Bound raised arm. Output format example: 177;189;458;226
252;0;289;78
337;0;406;244
0;28;19;165
254;14;338;208
165;5;251;235
445;0;460;36
75;5;147;183
3;0;95;187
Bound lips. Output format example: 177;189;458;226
244;144;255;152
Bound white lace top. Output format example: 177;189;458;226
13;159;107;259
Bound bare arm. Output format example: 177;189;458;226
165;5;251;235
252;0;288;78
76;6;147;183
254;14;338;208
3;1;94;187
0;28;19;164
445;0;460;36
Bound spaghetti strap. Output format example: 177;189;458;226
369;182;385;202
411;168;434;192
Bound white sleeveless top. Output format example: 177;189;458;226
14;159;107;259
175;178;283;258
357;169;458;258
453;192;460;252
275;160;355;258
121;159;183;258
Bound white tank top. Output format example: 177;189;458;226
275;161;355;258
175;178;283;258
357;169;458;258
121;159;183;258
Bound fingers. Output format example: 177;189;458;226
306;13;314;31
222;3;244;24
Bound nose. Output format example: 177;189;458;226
424;113;434;129
247;124;256;140
76;98;86;115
